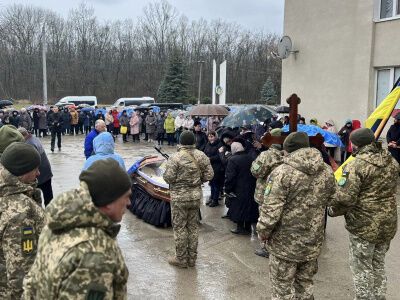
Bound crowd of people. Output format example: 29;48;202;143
0;104;400;299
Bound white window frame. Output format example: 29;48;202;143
374;0;400;22
375;67;400;107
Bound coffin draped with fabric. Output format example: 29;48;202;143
128;156;171;227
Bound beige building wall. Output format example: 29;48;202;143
282;0;400;129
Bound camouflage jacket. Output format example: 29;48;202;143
0;169;45;300
23;182;129;300
330;143;399;244
250;146;283;205
257;148;336;262
163;145;214;202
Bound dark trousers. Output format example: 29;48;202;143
71;124;79;134
210;178;222;201
34;128;39;137
167;133;175;145
107;124;114;133
122;133;127;142
157;133;164;145
84;125;91;135
132;134;140;142
39;129;47;137
341;151;352;163
51;130;62;150
38;179;54;206
113;127;119;136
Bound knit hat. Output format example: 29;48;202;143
0;125;25;156
179;130;195;145
270;128;281;137
283;132;309;153
350;128;375;147
1;142;41;176
79;158;131;207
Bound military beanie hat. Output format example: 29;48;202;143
350;128;375;147
270;128;282;137
1;142;41;176
79;158;132;207
179;130;195;145
283;132;310;153
0;125;24;156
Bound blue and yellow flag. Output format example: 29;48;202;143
335;79;400;181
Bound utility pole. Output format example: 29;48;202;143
42;24;48;106
197;60;205;105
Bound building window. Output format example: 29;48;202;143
379;0;400;19
376;67;400;107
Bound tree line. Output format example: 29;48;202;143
0;1;282;104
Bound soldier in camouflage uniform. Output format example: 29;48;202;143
23;159;131;299
257;132;336;300
329;128;398;300
0;142;45;299
163;130;214;268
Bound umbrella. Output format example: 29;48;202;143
275;105;290;113
220;105;275;128
95;108;106;115
81;107;95;112
189;104;229;117
281;124;344;147
0;100;13;108
27;105;48;111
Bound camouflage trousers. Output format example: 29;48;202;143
269;254;318;300
349;233;390;300
171;200;200;264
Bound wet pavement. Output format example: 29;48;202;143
42;134;400;300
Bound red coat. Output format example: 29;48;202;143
112;111;120;128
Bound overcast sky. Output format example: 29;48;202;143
0;0;284;34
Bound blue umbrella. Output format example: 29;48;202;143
118;108;135;118
151;106;160;113
95;108;106;115
282;124;344;147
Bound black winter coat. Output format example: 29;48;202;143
47;112;64;132
194;130;208;152
204;139;224;181
224;151;258;223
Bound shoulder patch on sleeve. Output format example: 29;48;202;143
21;226;34;256
338;170;349;187
264;177;273;196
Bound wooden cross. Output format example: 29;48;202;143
261;94;324;147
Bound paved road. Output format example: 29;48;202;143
42;134;400;299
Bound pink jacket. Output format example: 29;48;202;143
130;115;140;135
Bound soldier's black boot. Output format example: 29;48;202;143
254;248;269;258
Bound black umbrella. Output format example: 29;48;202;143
275;105;290;113
0;100;13;108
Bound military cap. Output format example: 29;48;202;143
179;130;195;145
0;125;24;156
283;132;309;153
270;128;282;137
1;142;41;176
350;128;375;147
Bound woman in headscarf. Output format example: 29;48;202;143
224;141;258;235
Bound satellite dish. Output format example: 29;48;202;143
277;36;293;59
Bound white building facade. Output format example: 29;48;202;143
282;0;400;127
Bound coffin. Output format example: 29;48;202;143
129;155;172;227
